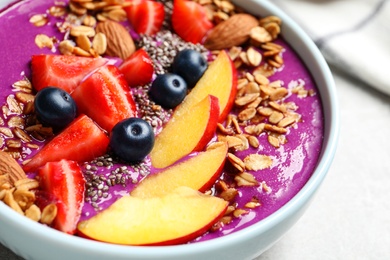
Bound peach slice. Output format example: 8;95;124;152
77;186;228;245
132;142;228;198
150;95;219;168
179;50;237;122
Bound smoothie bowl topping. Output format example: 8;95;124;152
0;0;323;245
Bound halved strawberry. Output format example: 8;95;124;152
31;54;108;93
119;48;154;87
71;65;138;133
124;0;165;35
172;0;214;44
38;160;85;234
23;114;110;172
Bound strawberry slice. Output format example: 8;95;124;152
23;114;110;172
172;0;213;44
124;0;146;22
125;0;165;35
38;160;85;234
118;48;154;87
31;54;108;93
71;64;138;133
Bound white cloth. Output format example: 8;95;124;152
274;0;390;95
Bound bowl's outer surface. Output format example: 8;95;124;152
0;0;339;259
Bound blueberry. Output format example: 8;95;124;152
149;73;187;109
34;87;77;130
172;49;208;89
110;118;154;163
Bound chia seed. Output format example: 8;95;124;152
138;30;208;75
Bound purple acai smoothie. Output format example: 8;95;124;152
0;0;323;244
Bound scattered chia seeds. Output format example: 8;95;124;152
138;30;208;75
83;153;149;211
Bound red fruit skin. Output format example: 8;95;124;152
123;0;145;22
38;160;85;235
172;0;214;44
125;0;165;35
71;65;138;133
219;53;238;123
119;48;154;87
23;114;109;173
193;95;220;152
31;54;107;93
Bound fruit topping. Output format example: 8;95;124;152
38;159;85;235
172;0;214;44
0;0;322;248
149;73;187;109
77;186;228;245
109;118;155;163
71;64;137;133
125;0;165;36
118;48;154;88
31;54;108;93
150;95;219;168
178;50;237;122
23;115;110;172
171;49;208;89
131;141;228;198
34;87;77;131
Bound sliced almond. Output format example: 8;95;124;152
246;47;262;67
0;151;26;185
35;34;54;49
70;25;95;38
76;34;91;51
244;154;273;171
3;189;24;215
25;204;41;222
29;14;48;27
250;26;272;45
40;204;57;225
92;32;107;55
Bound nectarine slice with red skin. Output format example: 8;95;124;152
179;50;237;122
77;187;228;246
131;142;228;198
150;95;220;168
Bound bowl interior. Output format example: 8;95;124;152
0;0;339;259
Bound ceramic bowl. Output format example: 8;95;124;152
0;0;339;259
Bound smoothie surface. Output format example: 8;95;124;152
0;0;324;244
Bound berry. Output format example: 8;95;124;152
110;118;155;163
31;54;107;93
119;48;154;87
149;73;187;109
172;49;208;89
71;65;138;133
124;0;165;35
23;115;110;172
34;87;77;130
171;0;213;43
38;159;85;235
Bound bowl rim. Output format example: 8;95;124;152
0;0;339;258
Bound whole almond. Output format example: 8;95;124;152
0;151;26;186
204;13;259;50
95;20;135;59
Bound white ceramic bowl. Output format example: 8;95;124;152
0;0;339;259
